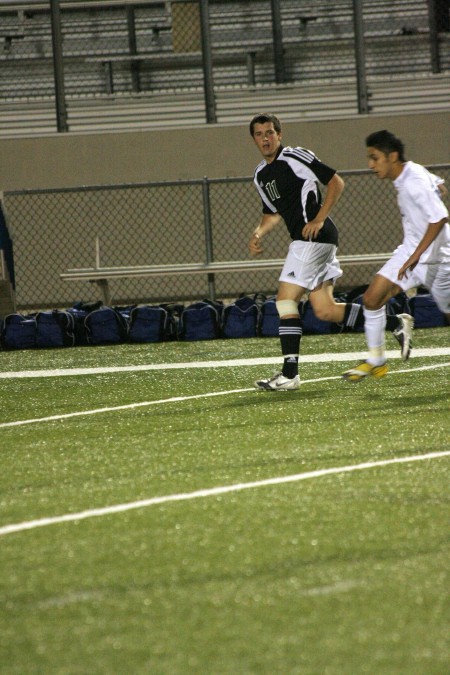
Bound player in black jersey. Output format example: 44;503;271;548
248;113;412;391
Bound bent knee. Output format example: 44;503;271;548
363;290;384;310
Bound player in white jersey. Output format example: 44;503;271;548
344;129;449;382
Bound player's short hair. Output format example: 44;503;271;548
249;113;282;137
366;130;406;162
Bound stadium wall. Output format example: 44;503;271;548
0;111;449;191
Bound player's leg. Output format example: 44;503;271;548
309;280;364;330
365;271;415;359
343;274;400;382
309;281;413;353
277;281;306;378
343;244;421;381
256;240;339;390
362;273;398;360
429;261;450;325
255;280;306;391
255;241;349;391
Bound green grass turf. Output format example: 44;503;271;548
0;327;449;674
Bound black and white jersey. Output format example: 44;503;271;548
253;145;339;245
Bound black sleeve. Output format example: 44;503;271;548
309;157;336;185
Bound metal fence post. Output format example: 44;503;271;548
427;0;442;74
202;176;216;300
126;5;141;93
353;0;370;115
199;0;217;123
270;0;286;84
50;0;68;132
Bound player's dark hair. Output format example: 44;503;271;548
366;130;406;162
249;113;282;136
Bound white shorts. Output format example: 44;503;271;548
378;246;450;314
279;241;343;291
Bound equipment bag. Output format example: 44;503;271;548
222;295;261;339
260;296;279;337
129;305;173;343
36;309;76;348
2;313;37;349
67;301;104;345
85;306;128;345
410;292;446;328
66;308;90;346
160;303;184;341
178;300;222;341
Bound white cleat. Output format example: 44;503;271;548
393;313;414;360
254;372;300;391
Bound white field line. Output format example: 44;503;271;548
1;347;449;380
301;580;361;596
1;450;449;538
1;361;449;430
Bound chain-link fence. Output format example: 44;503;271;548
3;165;449;310
1;0;449;130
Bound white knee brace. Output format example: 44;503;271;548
276;299;299;317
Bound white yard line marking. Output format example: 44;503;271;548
0;388;255;428
301;580;361;596
36;590;104;609
1;361;449;430
1;347;449;380
0;450;448;538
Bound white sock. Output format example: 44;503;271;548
363;307;387;365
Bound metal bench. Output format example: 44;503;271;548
87;47;265;94
60;253;391;305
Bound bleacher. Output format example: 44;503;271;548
0;0;448;136
1;71;449;138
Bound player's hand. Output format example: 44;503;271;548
398;254;419;280
249;232;263;256
302;218;324;240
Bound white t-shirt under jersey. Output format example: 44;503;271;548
393;161;450;263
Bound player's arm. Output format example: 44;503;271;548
302;173;345;239
398;217;448;280
249;213;282;256
438;182;448;200
429;170;448;200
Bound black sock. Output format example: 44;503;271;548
343;303;364;330
279;317;302;378
282;355;299;379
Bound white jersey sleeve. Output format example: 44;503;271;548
394;162;449;262
396;162;448;229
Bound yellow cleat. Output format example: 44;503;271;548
343;361;388;383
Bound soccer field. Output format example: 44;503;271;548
1;327;449;674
